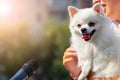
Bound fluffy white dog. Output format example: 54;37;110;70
68;3;120;80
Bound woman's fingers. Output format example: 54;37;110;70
63;58;73;67
63;52;78;64
63;46;82;78
63;46;78;63
63;47;78;71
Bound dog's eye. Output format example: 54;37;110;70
77;24;81;28
88;22;95;27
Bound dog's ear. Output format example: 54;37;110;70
92;3;104;15
68;6;79;19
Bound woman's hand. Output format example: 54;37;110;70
63;46;81;80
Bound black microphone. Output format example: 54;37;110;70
10;59;39;80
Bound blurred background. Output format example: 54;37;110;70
0;0;92;80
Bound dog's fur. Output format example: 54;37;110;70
68;3;120;80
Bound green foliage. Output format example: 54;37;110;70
35;19;71;80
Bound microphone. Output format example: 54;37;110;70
10;59;39;80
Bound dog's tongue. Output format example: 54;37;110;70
82;34;90;39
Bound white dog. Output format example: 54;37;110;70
68;3;120;80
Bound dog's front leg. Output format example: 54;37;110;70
78;60;92;80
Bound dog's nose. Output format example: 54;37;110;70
81;28;87;33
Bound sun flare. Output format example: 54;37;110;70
0;1;12;17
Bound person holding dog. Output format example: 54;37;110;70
63;0;120;80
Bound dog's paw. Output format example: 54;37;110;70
78;74;86;80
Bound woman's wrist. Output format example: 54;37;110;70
69;72;79;80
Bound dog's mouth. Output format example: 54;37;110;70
82;29;96;41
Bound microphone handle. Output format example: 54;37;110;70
10;69;28;80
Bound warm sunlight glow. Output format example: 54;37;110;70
0;2;12;17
